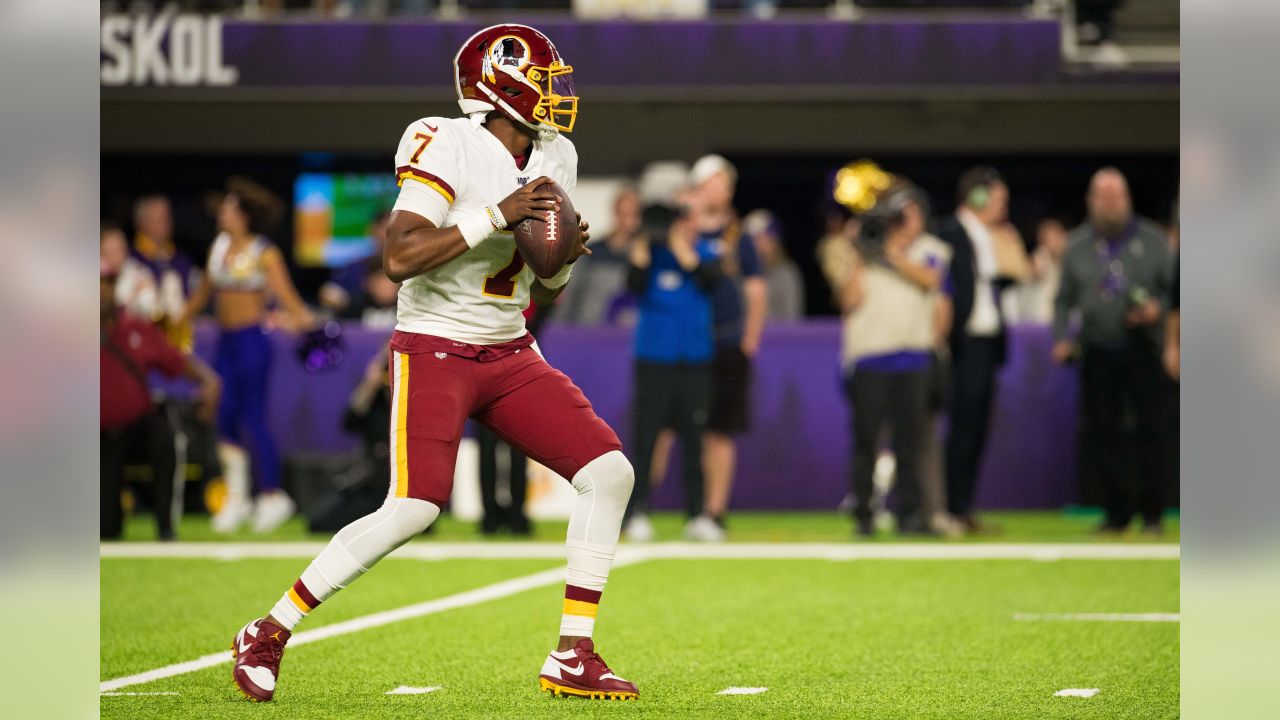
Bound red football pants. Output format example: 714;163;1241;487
387;331;622;506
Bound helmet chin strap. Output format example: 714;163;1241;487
472;82;559;144
467;108;558;144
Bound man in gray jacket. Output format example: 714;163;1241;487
1052;168;1173;534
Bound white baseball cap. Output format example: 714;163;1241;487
690;154;737;188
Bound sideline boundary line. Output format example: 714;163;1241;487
101;541;1178;561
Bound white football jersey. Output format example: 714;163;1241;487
390;116;578;344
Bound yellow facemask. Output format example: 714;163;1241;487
527;61;578;133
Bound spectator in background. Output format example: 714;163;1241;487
838;181;950;536
690;154;767;540
556;186;642;326
319;211;390;318
101;222;158;320
309;346;399;532
180;178;316;535
937;167;1030;533
1005;217;1069;325
623;204;721;542
132;194;200;349
1165;254;1180;381
745;209;805;320
350;257;400;329
101;266;221;540
1053;167;1172;534
476;303;547;537
817;208;861;312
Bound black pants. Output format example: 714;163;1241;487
1081;342;1166;528
101;412;176;540
946;336;1002;517
627;361;711;518
845;367;929;523
476;423;529;533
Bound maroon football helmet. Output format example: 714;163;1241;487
454;24;578;139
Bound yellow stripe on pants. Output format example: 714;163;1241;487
394;352;410;498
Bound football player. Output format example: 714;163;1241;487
230;24;639;702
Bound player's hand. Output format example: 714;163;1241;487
668;219;700;271
1051;340;1076;364
1164;343;1180;381
498;176;560;224
197;376;222;424
568;213;592;263
629;236;651;268
1124;298;1161;327
363;353;387;386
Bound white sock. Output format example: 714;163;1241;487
560;451;634;638
269;497;440;630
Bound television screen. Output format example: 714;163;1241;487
294;172;397;267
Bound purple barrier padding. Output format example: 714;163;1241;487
971;325;1080;510
109;16;1067;91
191;323;387;456
190;319;1079;510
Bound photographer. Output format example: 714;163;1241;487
1053;168;1173;534
623;204;722;542
101;266;221;541
839;182;951;537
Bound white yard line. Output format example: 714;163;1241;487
1014;612;1180;623
1054;688;1101;697
101;541;1179;561
99;556;643;693
386;685;442;695
718;687;769;695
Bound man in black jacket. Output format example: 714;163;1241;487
935;167;1016;531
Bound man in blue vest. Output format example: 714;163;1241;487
623;204;722;542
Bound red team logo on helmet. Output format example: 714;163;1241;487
455;24;579;138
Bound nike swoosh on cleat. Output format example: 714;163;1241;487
547;659;586;676
238;638;253;654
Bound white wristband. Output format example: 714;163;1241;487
484;203;508;230
538;262;573;289
457;213;494;249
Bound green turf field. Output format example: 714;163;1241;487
101;512;1178;719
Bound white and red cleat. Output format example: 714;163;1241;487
231;618;291;702
538;638;638;700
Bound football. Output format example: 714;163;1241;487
512;180;578;278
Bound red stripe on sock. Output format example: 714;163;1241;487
293;579;320;609
564;585;602;604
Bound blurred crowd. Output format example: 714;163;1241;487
101;155;1178;542
103;1;1124;39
